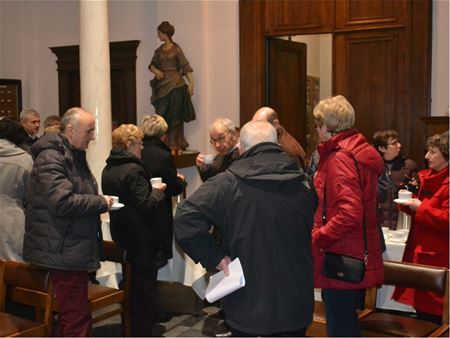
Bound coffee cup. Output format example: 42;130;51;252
203;154;214;165
398;190;412;201
150;177;163;187
111;196;119;205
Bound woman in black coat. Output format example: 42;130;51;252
101;124;166;337
141;114;187;268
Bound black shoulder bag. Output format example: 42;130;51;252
321;152;368;283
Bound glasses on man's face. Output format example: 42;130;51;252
387;140;399;147
210;134;227;145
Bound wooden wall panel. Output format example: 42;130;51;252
239;0;266;125
334;29;407;148
335;0;408;29
265;0;334;35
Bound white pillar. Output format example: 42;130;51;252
80;0;112;192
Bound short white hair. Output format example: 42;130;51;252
19;108;39;122
239;121;277;151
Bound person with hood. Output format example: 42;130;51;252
312;95;384;336
23;107;114;336
393;131;449;324
175;120;317;336
101;124;166;336
0;117;33;261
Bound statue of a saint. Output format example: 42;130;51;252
148;21;196;151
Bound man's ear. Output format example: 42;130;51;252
238;142;244;155
378;145;387;154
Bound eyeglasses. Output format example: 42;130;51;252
387;140;399;147
210;134;227;145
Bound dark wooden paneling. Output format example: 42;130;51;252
265;0;334;35
335;0;408;30
50;40;139;125
239;0;432;168
239;0;266;125
334;29;407;149
268;38;307;147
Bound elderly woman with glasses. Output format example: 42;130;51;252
101;124;166;336
196;117;240;182
393;130;449;324
372;129;418;230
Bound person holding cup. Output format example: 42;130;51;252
393;131;449;324
196;118;240;182
101;124;166;336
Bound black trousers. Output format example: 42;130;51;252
129;264;158;336
322;288;365;337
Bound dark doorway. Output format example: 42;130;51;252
267;38;307;150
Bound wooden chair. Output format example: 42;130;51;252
306;287;376;337
0;260;53;337
53;241;131;336
359;260;449;337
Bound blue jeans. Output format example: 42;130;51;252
322;288;365;337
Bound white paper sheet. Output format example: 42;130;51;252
205;258;246;303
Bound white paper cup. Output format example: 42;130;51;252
203;154;214;165
111;196;119;205
398;190;412;200
150;177;163;187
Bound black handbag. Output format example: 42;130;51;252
321;151;368;283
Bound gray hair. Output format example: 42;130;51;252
19;108;39;122
209;118;236;134
142;114;168;138
60;107;85;132
313;95;355;135
239;121;277;151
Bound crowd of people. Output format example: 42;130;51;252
0;94;448;337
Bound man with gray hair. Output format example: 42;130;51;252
196;117;240;182
19;108;40;153
175;120;317;336
24;107;114;336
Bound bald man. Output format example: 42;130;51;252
175;121;316;336
24;107;114;336
252;106;306;168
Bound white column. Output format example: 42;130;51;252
80;0;112;191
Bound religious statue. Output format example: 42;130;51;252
148;21;196;152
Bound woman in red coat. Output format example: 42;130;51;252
393;131;449;324
312;95;385;336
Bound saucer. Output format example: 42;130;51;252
110;203;124;210
394;198;412;205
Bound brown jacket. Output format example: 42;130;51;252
278;126;306;168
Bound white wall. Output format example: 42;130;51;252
431;0;449;116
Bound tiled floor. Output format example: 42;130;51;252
92;305;225;337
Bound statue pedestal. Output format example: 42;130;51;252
173;150;199;169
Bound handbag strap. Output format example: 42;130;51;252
321;149;368;265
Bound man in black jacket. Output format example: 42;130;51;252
24;107;114;336
175;121;317;336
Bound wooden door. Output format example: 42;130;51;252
268;38;307;149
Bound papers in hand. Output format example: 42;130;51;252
205;258;246;303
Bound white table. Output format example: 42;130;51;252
376;229;415;312
96;199;207;298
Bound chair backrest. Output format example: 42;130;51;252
3;261;53;330
384;260;447;294
383;260;449;324
103;240;131;301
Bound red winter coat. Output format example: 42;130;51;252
312;129;384;289
393;165;449;316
